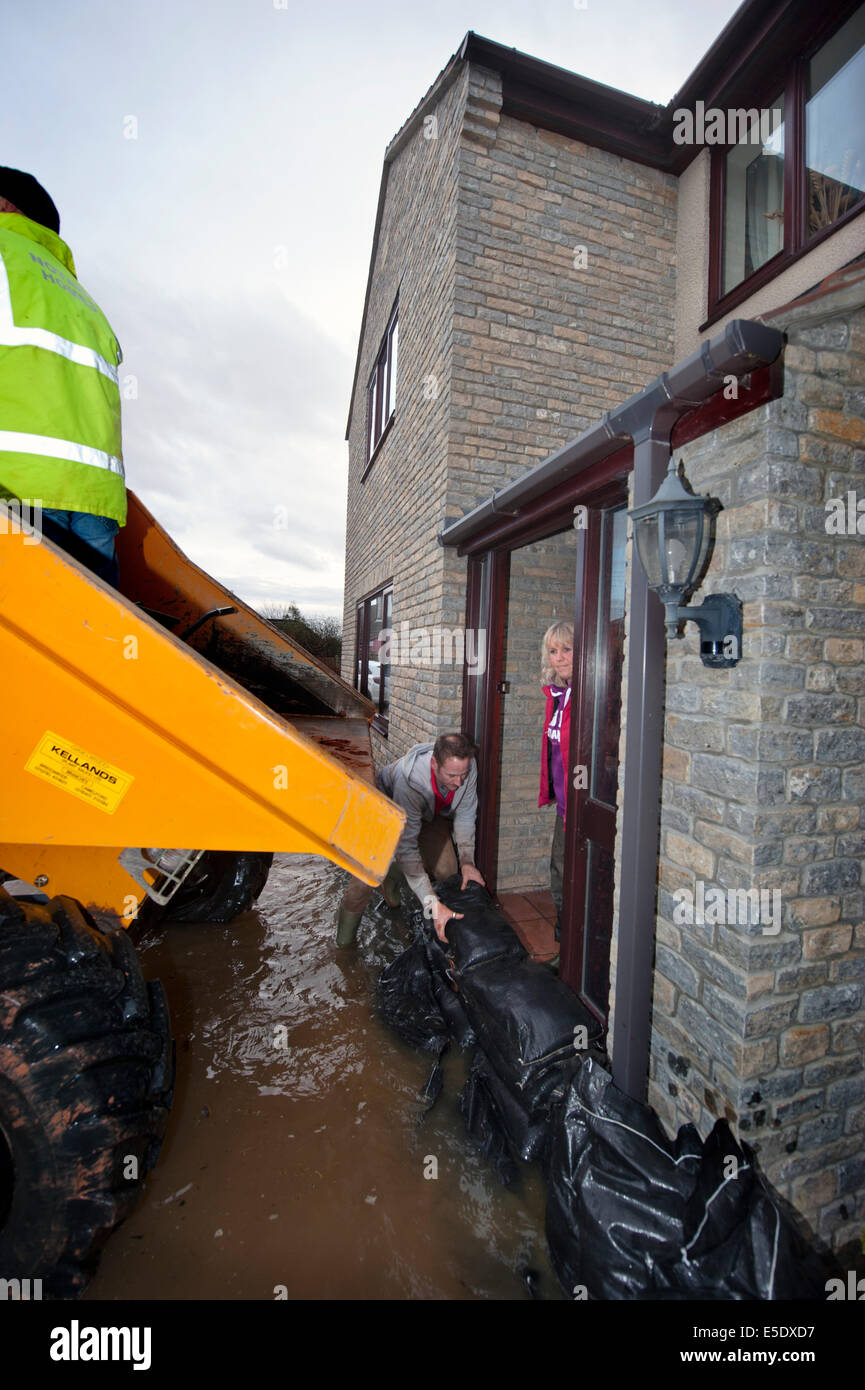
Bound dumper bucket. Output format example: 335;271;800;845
0;497;403;925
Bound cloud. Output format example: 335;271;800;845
104;274;352;611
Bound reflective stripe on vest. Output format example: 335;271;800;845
0;252;119;386
0;430;123;476
0;227;124;488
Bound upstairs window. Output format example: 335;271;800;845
366;303;398;467
722;98;785;295
805;7;865;238
710;3;865;317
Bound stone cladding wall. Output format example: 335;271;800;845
634;295;865;1251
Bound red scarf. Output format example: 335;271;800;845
431;763;455;815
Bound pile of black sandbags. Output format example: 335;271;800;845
380;875;606;1173
375;937;450;1055
546;1056;829;1300
376;879;831;1300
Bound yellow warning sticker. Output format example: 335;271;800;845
25;731;133;815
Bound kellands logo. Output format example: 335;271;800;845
673;882;782;935
50;1319;151;1370
50;745;118;784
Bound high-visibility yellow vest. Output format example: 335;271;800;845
0;212;126;525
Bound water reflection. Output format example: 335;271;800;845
86;853;563;1301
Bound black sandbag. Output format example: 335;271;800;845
419;1053;445;1113
458;1052;519;1186
468;1052;555;1164
545;1056;703;1300
375;939;449;1054
425;875;527;977
430;966;476;1049
653;1120;828;1300
457;956;604;1110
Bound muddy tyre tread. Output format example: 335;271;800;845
0;890;174;1298
162;850;273;923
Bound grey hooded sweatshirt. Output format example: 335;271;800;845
376;742;478;905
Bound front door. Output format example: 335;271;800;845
560;498;627;1024
465;479;628;1030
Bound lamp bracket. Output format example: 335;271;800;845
667;593;743;668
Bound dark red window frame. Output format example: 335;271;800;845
363;302;398;477
355;581;392;736
705;2;865;328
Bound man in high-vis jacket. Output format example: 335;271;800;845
0;168;125;585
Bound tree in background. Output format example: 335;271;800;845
259;603;342;668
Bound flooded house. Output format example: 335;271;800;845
342;0;865;1252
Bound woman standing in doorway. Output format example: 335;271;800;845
538;621;574;955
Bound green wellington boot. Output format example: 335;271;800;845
336;904;364;947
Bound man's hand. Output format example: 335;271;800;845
432;898;463;943
460;863;485;890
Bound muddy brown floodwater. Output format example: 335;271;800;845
86;853;564;1301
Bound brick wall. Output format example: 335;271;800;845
441;68;678;690
344;59;678;776
342;64;470;766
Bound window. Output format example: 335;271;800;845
355;584;392;733
806;9;865;237
722;98;785;295
366;303;398;466
710;4;865;315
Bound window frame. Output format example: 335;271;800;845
363;301;398;478
705;5;865;326
354;581;393;736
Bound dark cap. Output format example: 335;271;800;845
0;168;60;234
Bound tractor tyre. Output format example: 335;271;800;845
161;851;273;923
0;888;174;1298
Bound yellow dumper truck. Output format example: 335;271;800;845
0;492;404;1296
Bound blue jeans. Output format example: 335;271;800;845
40;509;120;588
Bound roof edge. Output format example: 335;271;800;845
345;47;466;442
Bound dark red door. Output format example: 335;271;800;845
560;499;627;1026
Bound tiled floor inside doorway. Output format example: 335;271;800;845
495;888;559;963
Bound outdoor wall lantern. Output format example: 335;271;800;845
628;458;742;669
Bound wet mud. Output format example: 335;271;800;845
86;854;562;1300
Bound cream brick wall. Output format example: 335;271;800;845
343;66;469;765
345;60;678;776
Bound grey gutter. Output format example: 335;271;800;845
440;317;784;1102
438;318;783;550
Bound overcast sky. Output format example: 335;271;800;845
4;0;742;617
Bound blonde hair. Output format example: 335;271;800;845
541;620;574;685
